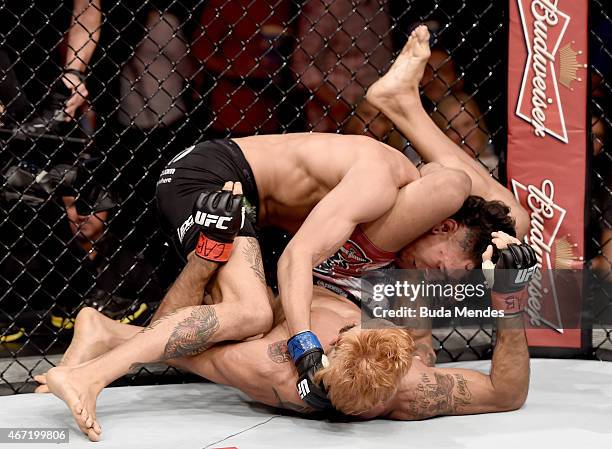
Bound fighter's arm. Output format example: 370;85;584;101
278;160;403;335
389;232;535;420
391;314;529;420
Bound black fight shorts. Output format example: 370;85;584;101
156;139;259;258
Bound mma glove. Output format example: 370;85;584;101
193;190;244;263
485;243;538;317
287;331;334;411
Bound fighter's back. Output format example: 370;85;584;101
235;133;412;232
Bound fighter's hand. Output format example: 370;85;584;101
193;181;244;263
61;71;89;121
482;231;538;316
287;331;334;411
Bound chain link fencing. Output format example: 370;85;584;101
589;0;612;361
0;0;608;394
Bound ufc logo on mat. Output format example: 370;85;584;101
297;379;310;399
194;211;231;229
515;266;537;283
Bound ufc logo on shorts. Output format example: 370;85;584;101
297;379;310;399
194;211;231;230
515;266;536;283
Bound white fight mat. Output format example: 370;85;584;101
0;359;610;449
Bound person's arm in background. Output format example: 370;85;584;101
61;0;102;120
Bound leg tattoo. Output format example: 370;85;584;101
163;306;220;359
242;238;266;286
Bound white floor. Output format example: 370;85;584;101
0;359;610;449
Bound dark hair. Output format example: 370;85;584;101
450;196;517;263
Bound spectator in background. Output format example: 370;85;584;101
292;0;392;132
431;92;498;173
342;98;405;151
421;46;464;104
0;157;162;343
1;0;102;344
89;1;200;297
117;9;195;133
191;0;290;136
58;191;164;328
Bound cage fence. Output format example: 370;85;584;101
0;0;609;394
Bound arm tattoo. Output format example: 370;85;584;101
272;387;310;413
267;340;291;363
242;238;266;286
162;306;220;359
415;343;437;367
407;372;473;419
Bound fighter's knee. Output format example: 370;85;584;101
75;307;102;329
250;302;273;334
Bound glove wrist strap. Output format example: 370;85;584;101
194;233;233;262
287;331;322;364
492;289;527;317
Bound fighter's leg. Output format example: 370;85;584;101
152;179;243;321
42;236;271;371
367;25;528;236
38;233;272;396
205;236;272;331
44;245;274;441
151;254;214;320
153;233;271;326
34;308;141;393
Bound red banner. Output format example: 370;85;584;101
507;0;589;351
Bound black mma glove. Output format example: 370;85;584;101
487;243;538;316
287;331;334;411
193;190;244;262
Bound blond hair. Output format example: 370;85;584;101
314;327;414;415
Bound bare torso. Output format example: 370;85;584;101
234;133;412;233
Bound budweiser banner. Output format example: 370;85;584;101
507;0;589;353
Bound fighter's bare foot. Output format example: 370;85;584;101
35;308;112;394
46;365;103;441
366;25;431;110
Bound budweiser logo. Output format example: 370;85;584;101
516;0;576;143
512;178;565;330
